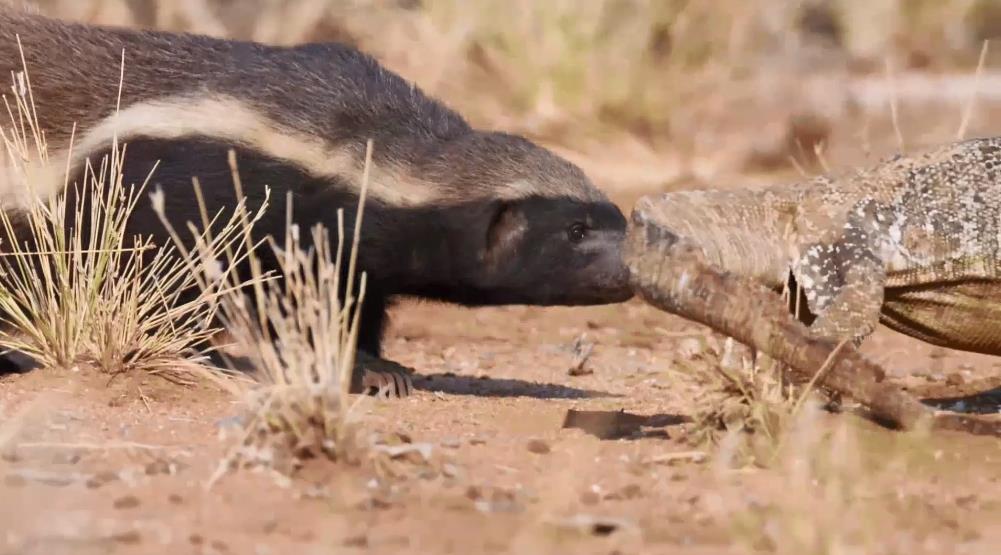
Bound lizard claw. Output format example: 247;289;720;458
351;354;415;399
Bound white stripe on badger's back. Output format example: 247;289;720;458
65;95;444;207
0;93;446;209
2;91;599;210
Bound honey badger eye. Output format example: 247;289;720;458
567;222;587;243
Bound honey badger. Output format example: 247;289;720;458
0;10;633;395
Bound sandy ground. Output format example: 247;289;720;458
4;58;1001;551
5;4;1001;552
2;169;1001;554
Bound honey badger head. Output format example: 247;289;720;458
477;191;632;306
410;131;634;306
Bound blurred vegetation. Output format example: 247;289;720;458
18;0;1001;165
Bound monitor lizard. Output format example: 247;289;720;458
626;136;1001;436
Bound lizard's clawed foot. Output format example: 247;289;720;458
351;352;416;399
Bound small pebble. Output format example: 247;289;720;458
619;484;643;499
568;365;594;377
113;495;141;510
86;470;119;489
442;463;460;478
527;439;551;454
604;484;643;500
344;535;368;548
145;460;171;476
112;530;142;545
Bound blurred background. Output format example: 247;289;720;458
18;0;1001;194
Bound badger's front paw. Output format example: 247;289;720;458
351;352;415;398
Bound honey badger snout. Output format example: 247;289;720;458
574;225;633;304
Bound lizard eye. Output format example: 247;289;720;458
567;222;587;243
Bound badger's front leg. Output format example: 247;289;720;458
350;292;415;398
352;351;414;398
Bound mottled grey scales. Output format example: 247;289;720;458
626;137;1001;436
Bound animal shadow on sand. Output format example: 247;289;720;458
414;373;619;400
561;408;689;440
202;355;605;401
919;387;1001;415
0;355;620;403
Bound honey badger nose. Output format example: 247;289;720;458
579;229;634;303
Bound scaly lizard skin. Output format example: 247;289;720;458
626;137;1001;435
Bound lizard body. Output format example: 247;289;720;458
626;137;1001;435
639;137;1001;354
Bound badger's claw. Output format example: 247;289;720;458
351;353;415;398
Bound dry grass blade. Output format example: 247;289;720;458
957;39;991;140
883;57;906;153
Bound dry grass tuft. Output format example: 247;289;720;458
151;142;379;483
0;28;400;483
712;395;943;555
0;43;246;382
716;405;889;555
675;335;793;466
674;329;849;468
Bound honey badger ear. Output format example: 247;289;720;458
484;202;528;263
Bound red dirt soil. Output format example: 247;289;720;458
2;183;1000;555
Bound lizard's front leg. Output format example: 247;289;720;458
797;263;884;344
790;196;889;347
779;247;886;413
787;239;886;361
